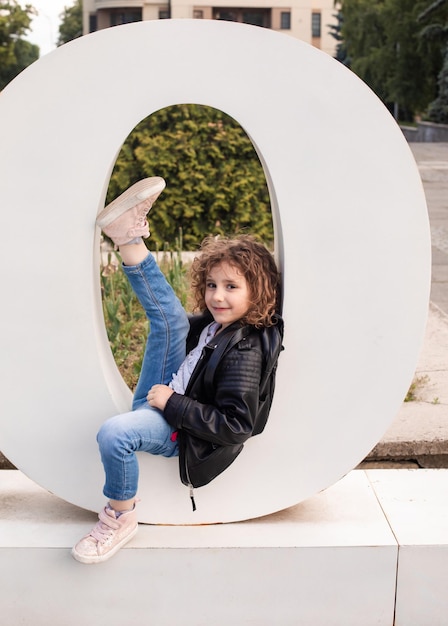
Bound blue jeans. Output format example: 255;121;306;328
97;252;189;501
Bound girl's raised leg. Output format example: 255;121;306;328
72;177;187;565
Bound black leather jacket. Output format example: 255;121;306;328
164;311;284;491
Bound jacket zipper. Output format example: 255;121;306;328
181;330;232;511
184;456;197;512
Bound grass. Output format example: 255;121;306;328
100;233;190;390
404;374;430;402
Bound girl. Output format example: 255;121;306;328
72;177;283;564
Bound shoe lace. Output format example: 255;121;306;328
136;216;148;228
136;202;152;224
89;508;120;544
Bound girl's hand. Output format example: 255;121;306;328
147;384;174;411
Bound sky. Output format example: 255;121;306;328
24;0;70;57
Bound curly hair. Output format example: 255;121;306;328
190;235;281;328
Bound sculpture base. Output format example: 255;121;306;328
1;469;447;625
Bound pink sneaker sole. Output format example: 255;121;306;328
96;177;166;229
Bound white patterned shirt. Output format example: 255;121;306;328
169;322;220;395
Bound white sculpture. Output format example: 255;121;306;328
0;19;430;523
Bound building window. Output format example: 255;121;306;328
89;14;97;33
110;10;142;26
311;12;321;38
159;10;170;19
213;8;271;28
280;11;291;30
242;11;266;27
193;10;204;19
214;10;238;22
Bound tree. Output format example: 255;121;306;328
427;51;448;120
338;0;446;120
0;1;38;90
57;0;82;46
381;0;443;120
328;8;349;65
419;0;448;22
0;37;38;88
107;105;273;250
418;0;448;122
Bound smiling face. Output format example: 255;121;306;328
204;262;251;329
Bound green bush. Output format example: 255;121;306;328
107;104;273;250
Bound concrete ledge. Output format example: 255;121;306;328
401;121;448;142
2;469;448;624
0;453;15;469
368;469;448;626
365;303;448;468
1;470;397;626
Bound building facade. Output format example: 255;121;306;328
83;1;337;57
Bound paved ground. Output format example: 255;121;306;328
410;142;448;315
1;142;447;470
363;142;448;468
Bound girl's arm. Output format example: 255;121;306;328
163;345;263;446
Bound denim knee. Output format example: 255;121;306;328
97;418;125;457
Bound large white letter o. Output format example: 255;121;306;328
0;20;430;523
